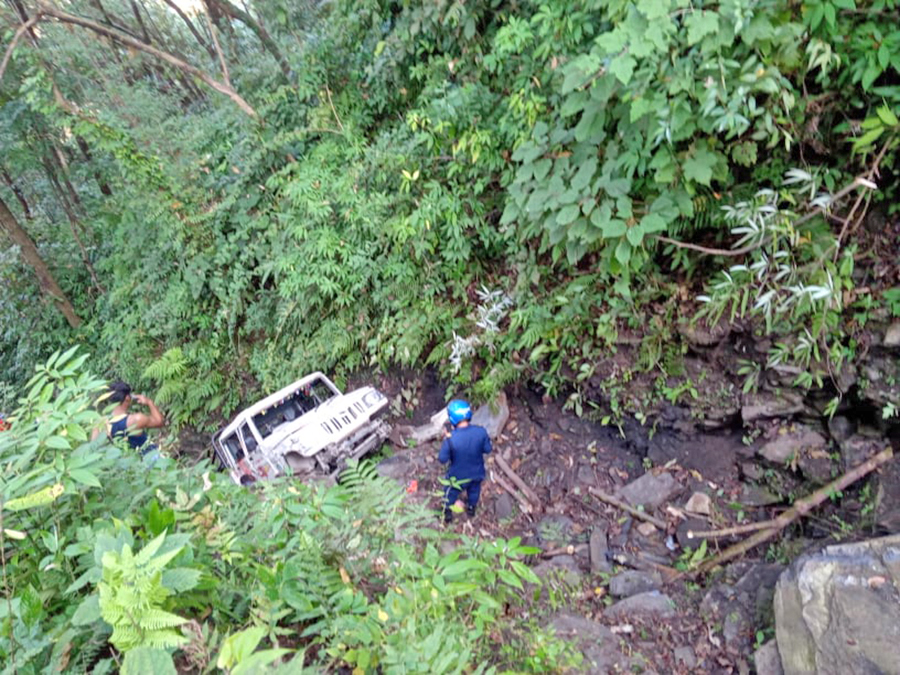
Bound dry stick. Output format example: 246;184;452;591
541;544;588;558
494;455;541;508
490;470;533;515
694;447;893;575
832;136;895;262
588;487;667;530
687;519;778;540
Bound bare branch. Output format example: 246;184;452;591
0;14;42;84
203;5;231;87
29;3;258;118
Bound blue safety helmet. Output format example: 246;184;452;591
447;399;472;426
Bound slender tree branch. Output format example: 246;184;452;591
656;236;766;258
203;5;231;87
160;0;216;59
0;14;41;83
22;3;258;118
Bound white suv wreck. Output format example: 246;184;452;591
212;372;390;485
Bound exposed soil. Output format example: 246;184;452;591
373;372;900;673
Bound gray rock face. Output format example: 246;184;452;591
837;435;884;472
673;646;697;669
616;471;679;510
494;492;514;520
375;454;414;481
827;415;856;444
549;613;630;674
533;555;583;587
609;570;662;598
590;526;611;573
605;591;676;620
753;640;784;675
773;535;900;675
884;321;900;347
742;391;805;423
471;391;509;439
701;563;784;652
758;427;827;465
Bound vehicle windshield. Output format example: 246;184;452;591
252;376;338;438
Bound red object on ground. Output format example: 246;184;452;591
406;479;418;494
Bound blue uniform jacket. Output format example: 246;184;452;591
439;425;492;481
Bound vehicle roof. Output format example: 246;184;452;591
218;372;338;438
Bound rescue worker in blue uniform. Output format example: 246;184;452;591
439;399;491;522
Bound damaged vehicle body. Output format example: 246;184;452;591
212;372;390;485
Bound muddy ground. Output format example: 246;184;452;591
366;372;900;674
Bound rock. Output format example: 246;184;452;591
549;613;630;674
616;471;680;510
684;492;712;516
375;454;413;481
678;318;730;346
837;435;884;472
860;356;900;407
797;451;834;484
741;391;805;423
533;555;583;588
739;483;782;507
605;591;676;620
753;640;783;675
494;492;514;520
576;462;596;486
636;522;657;537
884;321;900;347
674;646;697;669
609;570;662;598
701;563;784;651
471;391;509;439
758;427;827;464
537;515;574;546
827;415;856;444
590;526;611;573
773;534;900;675
676;517;709;549
740;461;765;481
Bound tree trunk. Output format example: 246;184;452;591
1;169;33;220
129;0;151;43
75;136;113;196
205;0;292;80
41;157;106;296
0;195;82;328
160;0;216;60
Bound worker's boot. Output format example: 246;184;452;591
443;507;453;524
466;504;476;518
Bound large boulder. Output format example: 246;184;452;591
549;613;630;673
758;426;827;465
471;391;510;439
616;471;680;510
773;535;900;675
742;391;805;424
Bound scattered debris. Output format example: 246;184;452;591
615;470;680;510
684;492;712;516
589;487;667;529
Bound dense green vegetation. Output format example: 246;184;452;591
1;0;899;671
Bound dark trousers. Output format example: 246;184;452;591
444;478;482;513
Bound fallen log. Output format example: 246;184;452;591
588;487;667;530
490;470;533;516
693;447;893;575
494;455;541;508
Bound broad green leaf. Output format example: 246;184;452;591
571;158;598;191
608;55;637;85
685;11;719;46
876;105;899;127
683;147;716;186
601;218;627;238
218;627;267;670
615;239;632;265
45;435;71;450
122;648;176;675
69;469;102;488
72;596;101;626
640;213;668;234
3;483;64;512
